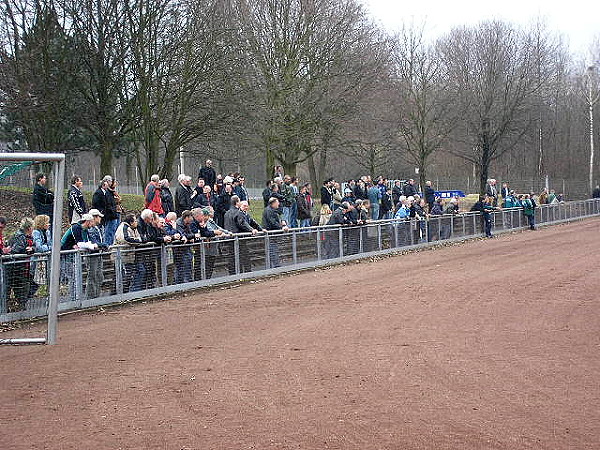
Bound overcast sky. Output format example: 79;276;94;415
364;0;598;60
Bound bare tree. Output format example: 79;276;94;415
234;0;389;179
438;20;553;194
390;23;457;190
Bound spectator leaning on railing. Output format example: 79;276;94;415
115;213;146;292
0;216;11;255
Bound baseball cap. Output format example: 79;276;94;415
88;208;104;217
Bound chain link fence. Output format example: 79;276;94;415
2;199;600;323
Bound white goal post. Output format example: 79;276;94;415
0;152;65;345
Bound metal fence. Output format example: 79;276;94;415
2;198;600;323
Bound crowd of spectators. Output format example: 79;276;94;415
0;164;572;311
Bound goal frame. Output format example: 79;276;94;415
0;152;65;345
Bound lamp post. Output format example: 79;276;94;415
587;65;598;195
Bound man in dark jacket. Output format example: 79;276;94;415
215;184;234;227
136;209;172;288
424;181;436;212
175;175;194;215
68;175;87;224
32;173;54;221
262;180;273;207
262;197;289;268
403;179;418;197
191;178;206;208
190;207;224;280
159;179;174;215
324;202;353;258
320;179;333;208
198;159;216;189
296;183;313;227
92;176;119;246
173;210;195;283
224;196;263;274
392;180;403;207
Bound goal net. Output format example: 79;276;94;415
0;153;65;345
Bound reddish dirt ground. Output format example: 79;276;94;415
2;219;600;450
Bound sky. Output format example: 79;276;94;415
364;0;598;60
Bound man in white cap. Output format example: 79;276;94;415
86;209;108;298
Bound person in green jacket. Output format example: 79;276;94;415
522;194;536;230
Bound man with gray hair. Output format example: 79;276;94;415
145;174;163;216
175;174;194;215
224;196;263;274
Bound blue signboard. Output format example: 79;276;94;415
435;190;466;198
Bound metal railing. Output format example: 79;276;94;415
2;198;599;323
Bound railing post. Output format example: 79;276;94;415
160;245;168;287
234;236;241;275
114;248;124;295
378;224;383;250
472;214;477;236
316;228;322;261
0;258;6;314
338;227;344;258
200;242;207;280
264;233;271;269
292;232;298;265
74;251;84;306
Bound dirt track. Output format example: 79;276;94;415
2;219;600;450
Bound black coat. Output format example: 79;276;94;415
327;208;352;226
175;184;194;215
424;186;435;205
262;206;282;230
224;207;259;233
403;183;417;197
320;186;332;207
32;183;54;216
160;187;174;214
198;166;216;188
92;188;118;221
296;193;312;220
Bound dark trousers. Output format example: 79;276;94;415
484;214;493;237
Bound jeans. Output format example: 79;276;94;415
289;202;298;228
282;206;291;226
371;204;380;220
300;218;311;228
103;218;120;246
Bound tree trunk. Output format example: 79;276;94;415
282;160;296;177
265;146;275;181
418;168;427;196
479;118;491;195
161;143;179;180
100;141;113;178
308;153;318;198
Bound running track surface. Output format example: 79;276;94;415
2;219;599;449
